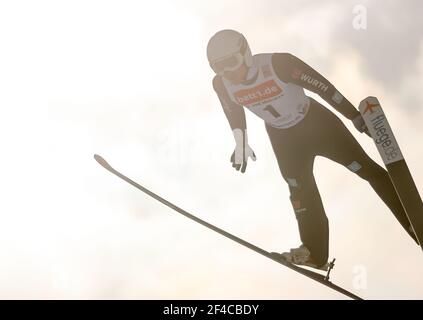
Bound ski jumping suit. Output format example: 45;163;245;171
212;53;416;267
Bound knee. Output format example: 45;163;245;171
284;176;301;200
346;160;386;181
285;175;324;214
284;177;308;217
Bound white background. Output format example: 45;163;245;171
0;0;422;299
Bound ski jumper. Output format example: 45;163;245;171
213;53;416;267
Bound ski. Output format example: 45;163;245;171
94;154;363;300
359;96;423;248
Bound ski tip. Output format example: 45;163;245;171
94;154;112;170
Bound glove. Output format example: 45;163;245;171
230;129;256;173
352;113;371;137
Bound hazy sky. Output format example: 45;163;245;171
0;0;422;299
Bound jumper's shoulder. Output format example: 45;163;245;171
270;52;298;82
271;52;297;68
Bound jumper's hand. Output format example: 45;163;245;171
352;114;371;137
230;144;256;173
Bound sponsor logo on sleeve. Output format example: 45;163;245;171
291;68;329;92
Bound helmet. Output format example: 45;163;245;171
207;29;253;75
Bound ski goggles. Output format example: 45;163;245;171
210;53;244;75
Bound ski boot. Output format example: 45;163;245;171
271;245;330;271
